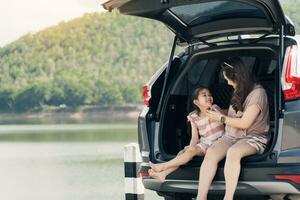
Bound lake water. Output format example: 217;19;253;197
0;123;163;200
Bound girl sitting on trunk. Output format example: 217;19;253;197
149;87;225;182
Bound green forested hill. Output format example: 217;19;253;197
281;0;300;33
0;1;299;112
0;12;173;111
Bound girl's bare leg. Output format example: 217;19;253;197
148;167;177;182
149;150;185;182
196;140;231;200
223;139;257;200
150;146;203;172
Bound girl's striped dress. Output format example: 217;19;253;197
188;105;225;153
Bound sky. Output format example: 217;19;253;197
0;0;106;47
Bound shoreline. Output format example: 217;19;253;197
0;105;143;124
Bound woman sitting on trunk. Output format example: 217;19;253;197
196;57;270;200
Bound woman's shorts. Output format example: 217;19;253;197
218;133;270;154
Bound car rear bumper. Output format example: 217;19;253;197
143;179;300;195
140;161;300;195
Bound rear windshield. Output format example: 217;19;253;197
169;1;267;26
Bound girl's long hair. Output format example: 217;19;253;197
222;57;256;112
191;87;208;115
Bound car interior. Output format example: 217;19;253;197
158;48;278;163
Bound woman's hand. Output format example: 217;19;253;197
206;109;222;122
207;104;261;129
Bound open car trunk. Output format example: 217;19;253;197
158;44;281;163
103;0;295;44
102;0;295;164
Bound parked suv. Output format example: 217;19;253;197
103;0;300;199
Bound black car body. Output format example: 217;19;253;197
103;0;300;199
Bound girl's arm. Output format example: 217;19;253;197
187;115;199;146
206;104;260;129
189;125;199;146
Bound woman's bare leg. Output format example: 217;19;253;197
150;146;203;172
197;140;231;200
223;139;257;200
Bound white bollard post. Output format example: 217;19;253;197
124;143;144;200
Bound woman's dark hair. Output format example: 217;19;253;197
222;57;257;112
191;87;209;114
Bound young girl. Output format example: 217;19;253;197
149;87;224;182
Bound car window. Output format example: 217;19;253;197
169;1;266;26
267;60;277;75
255;58;277;78
188;59;208;85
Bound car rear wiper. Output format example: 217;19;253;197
248;31;275;44
196;38;218;47
156;36;177;120
188;37;218;48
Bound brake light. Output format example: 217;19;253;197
140;171;149;177
143;85;151;107
275;175;300;184
281;45;300;100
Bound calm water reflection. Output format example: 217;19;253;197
0;124;162;200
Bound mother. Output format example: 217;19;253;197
196;57;270;200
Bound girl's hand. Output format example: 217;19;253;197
206;110;222;122
184;145;190;151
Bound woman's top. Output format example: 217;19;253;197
225;84;270;138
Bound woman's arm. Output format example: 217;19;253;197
221;109;228;115
206;104;260;129
211;105;227;115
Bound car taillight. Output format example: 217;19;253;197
143;85;151;107
282;45;300;101
275;174;300;184
140;171;149;177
